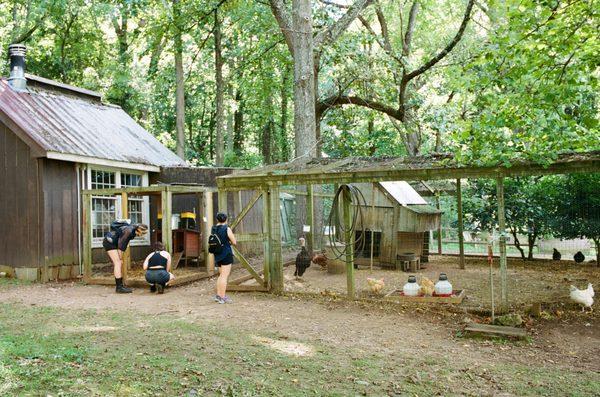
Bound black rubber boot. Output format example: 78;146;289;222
157;284;164;294
115;278;133;294
150;284;156;293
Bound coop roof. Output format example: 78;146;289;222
379;181;427;205
0;77;186;171
217;152;600;189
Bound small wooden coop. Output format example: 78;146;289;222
351;182;442;266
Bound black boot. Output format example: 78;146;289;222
157;283;164;294
150;284;156;293
115;278;133;294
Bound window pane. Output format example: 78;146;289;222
92;197;116;239
121;173;142;187
91;170;116;189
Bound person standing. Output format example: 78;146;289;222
212;212;236;304
143;241;174;294
103;222;149;293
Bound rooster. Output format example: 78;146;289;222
367;278;385;295
294;237;311;278
570;283;594;312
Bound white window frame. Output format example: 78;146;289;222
87;166;151;248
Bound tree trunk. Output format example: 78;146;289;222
527;233;537;261
214;10;225;166
367;114;375;155
280;64;290;162
173;0;186;160
233;90;244;153
292;0;317;159
510;228;526;260
594;238;599;267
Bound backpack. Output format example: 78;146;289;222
208;226;223;254
104;219;131;243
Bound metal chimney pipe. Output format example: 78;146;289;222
8;44;27;91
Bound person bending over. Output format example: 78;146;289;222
103;222;148;293
213;212;236;304
143;242;174;294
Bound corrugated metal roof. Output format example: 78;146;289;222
0;79;186;168
379;181;427;205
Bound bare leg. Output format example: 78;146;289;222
216;265;231;298
107;250;122;278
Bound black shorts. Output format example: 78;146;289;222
102;237;118;251
215;253;233;267
145;269;171;286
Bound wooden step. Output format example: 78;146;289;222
464;323;528;339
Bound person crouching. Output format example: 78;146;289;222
143;242;175;294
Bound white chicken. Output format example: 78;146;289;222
570;284;594;312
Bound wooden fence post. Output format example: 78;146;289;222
307;185;315;252
203;192;215;273
161;189;173;254
436;192;442;255
121;192;130;283
267;185;283;293
342;186;355;299
262;190;271;288
457;179;465;269
496;177;508;311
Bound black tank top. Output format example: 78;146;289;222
148;251;168;269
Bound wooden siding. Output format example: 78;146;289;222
0;120;42;268
42;159;78;267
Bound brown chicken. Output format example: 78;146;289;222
311;252;328;268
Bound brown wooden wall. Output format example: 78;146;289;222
42;159;79;267
0;121;43;268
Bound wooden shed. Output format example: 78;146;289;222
351;182;442;266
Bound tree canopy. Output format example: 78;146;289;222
0;0;597;166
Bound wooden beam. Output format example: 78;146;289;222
82;185;216;196
217;156;600;189
204;192;214;273
496;177;508;311
232;245;265;286
342;186;355;299
229;268;265;285
436;193;442;255
218;190;228;217
306;185;315;252
121;192;130;283
457;179;465;269
370;182;376;271
82;194;92;282
161;190;173;254
390;203;400;267
230;190;262;230
268;185;283;293
262;189;271;289
280;189;335;198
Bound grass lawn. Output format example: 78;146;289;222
1;300;599;396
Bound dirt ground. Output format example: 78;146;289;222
280;255;600;312
1;257;599;368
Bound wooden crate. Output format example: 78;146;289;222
383;289;466;304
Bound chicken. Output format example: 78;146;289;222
311;252;328;268
367;277;385;295
552;248;561;261
420;277;435;297
570;284;594;312
574;251;585;263
294;237;311;278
